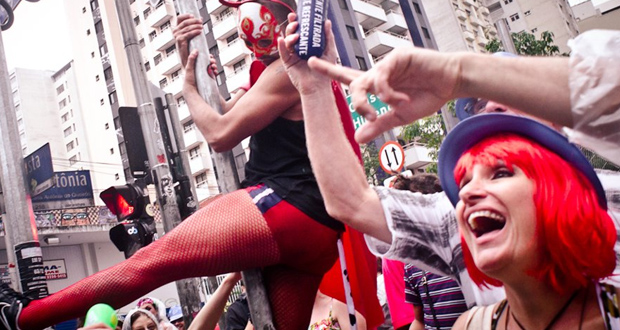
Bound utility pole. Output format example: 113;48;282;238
176;1;275;328
113;0;201;323
0;30;49;298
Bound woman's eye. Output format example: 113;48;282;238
492;168;513;179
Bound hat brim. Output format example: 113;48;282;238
438;114;606;209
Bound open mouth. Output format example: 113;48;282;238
467;210;506;238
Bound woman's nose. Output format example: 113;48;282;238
458;178;487;204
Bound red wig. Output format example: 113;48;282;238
454;134;616;294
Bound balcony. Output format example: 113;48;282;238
226;67;250;94
177;103;190;122
380;11;408;34
455;8;467;20
381;0;399;11
212;12;237;40
463;0;475;6
184;127;204;150
351;0;387;30
190;152;212;174
463;30;475;41
148;2;173;28
470;15;482;27
206;0;227;15
403;142;433;170
478;6;490;16
220;39;252;66
163;75;183;97
476;35;488;47
364;29;412;57
152;28;175;51
158;51;182;75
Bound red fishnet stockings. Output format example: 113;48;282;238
19;189;339;329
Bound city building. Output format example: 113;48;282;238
572;0;620;32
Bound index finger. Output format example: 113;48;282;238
308;58;362;85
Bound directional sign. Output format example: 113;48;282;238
345;94;391;131
24;143;55;197
379;141;405;174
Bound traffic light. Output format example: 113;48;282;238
100;181;156;258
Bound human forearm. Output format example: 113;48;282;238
459;53;572;127
301;85;391;242
188;273;241;330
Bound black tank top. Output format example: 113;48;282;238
242;117;344;231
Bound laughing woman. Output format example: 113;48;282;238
438;114;619;330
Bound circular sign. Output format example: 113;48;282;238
379;141;405;174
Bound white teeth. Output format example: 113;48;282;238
467;210;506;229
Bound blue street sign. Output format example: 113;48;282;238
24;143;55;197
31;170;95;211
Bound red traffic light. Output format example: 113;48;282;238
100;184;144;220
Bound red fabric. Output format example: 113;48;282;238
383;259;415;328
249;60;267;87
318;82;384;329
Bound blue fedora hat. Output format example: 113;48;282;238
455;52;519;121
438;113;606;209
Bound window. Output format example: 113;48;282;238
100;43;108;56
90;0;98;10
119;142;126;155
422;27;431;39
160;20;171;31
356;57;368;71
183;120;195;133
86;29;91;35
144;61;151;71
154;54;162;65
216;72;224;86
105;123;110;130
95;21;103;33
189;146;200;159
177;96;186;106
524;10;531;16
56;85;65;95
503;0;512;4
139;38;145;48
100;98;105;105
149;31;157;41
159;78;168;89
114;116;121;130
64;126;73;137
337;0;348;9
233;59;246;73
203;23;210;34
115;173;120;180
82;7;87;13
346;25;357;40
171;69;181;81
61;112;69;123
59;98;67;109
143;7;151;19
104;67;113;81
134;16;140;25
95;75;100;81
195;172;208;187
66;141;75;152
531;27;538;33
413;2;421;14
108;91;117;104
110;148;114;155
156;0;164;8
510;13;519;21
91;51;95;58
226;32;239;45
460;23;467;31
69;155;78;165
165;45;177;56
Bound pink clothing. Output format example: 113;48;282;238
382;259;414;329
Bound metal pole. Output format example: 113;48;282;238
113;0;201;323
175;1;274;328
0;29;48;298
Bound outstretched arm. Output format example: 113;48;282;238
309;47;570;143
188;272;243;330
278;15;391;243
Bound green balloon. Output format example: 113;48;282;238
84;303;118;329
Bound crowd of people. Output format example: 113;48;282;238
1;0;618;328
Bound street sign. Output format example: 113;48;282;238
345;94;391;131
379;141;405;174
31;170;95;211
24;143;55;197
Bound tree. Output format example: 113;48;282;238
399;110;447;173
485;30;562;56
362;142;381;185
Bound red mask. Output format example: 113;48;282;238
237;2;281;58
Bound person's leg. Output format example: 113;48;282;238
262;265;324;329
18;189;282;330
